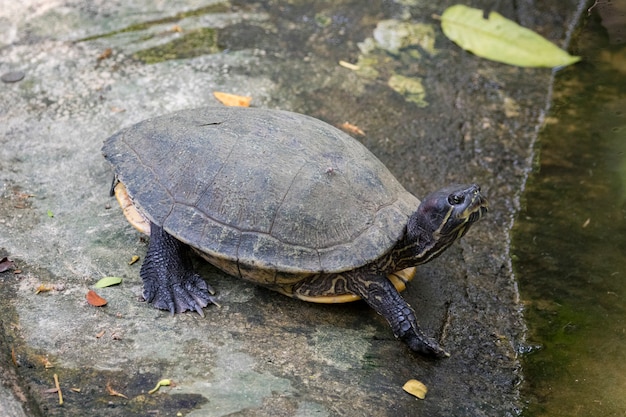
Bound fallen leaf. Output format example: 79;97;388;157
36;356;54;369
86;290;107;307
0;257;15;273
95;329;106;338
339;122;365;136
97;48;112;61
338;60;359;70
128;255;140;265
106;382;128;399
403;379;428;399
388;74;428;107
12;191;34;209
440;4;580;68
35;285;54;294
47;210;54;218
94;276;122;288
213;91;252;107
148;379;172;394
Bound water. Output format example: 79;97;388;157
513;7;626;416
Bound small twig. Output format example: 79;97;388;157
588;0;606;14
440;301;453;343
53;374;63;405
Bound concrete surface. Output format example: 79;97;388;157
0;0;585;416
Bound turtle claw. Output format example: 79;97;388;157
403;333;450;358
140;222;219;316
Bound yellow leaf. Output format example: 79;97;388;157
403;379;428;399
148;379;172;394
338;60;359;70
441;5;580;68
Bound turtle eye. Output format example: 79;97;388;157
448;193;465;205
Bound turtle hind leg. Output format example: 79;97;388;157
140;222;218;316
345;269;449;358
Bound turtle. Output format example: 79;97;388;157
102;106;488;357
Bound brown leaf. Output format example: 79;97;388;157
86;290;107;307
97;48;112;61
213;91;252;107
34;355;54;369
0;257;15;273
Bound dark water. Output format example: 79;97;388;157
513;7;626;417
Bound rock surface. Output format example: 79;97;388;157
0;1;585;415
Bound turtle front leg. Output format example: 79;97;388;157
140;222;218;316
346;270;449;358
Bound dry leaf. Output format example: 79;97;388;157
95;330;106;338
86;290;107;307
338;60;359;70
0;257;15;273
97;48;112;61
35;284;54;294
403;379;428;399
213;91;252;107
35;355;54;369
129;255;140;265
339;122;365;136
106;382;128;399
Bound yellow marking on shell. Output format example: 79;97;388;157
114;182;151;235
286;267;417;304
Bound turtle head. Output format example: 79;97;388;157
403;184;488;265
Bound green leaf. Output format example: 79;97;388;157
95;276;123;288
47;210;54;218
441;4;580;68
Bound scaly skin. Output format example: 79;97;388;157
140;222;218;316
137;185;487;357
343;268;449;358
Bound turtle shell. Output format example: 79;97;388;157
103;107;419;288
